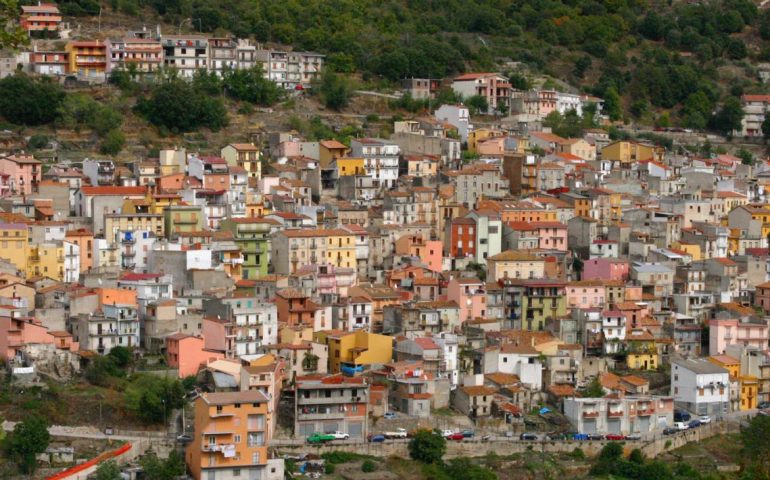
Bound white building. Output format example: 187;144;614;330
738;94;770;137
63;240;80;284
435;104;473;142
564;396;674;435
671;357;730;416
602;311;626;355
161;35;209;78
556;91;583;116
118;272;174;318
497;344;543;390
590;240;619;259
434;331;460;388
350;138;401;190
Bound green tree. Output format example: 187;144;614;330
603;86;622;121
125;374;185;424
582;376;605;398
710;97;744;137
0;0;27;49
466;95;489;115
361;459;376;473
100;129;125;156
107;346;132;369
318;69;351;111
408;430;446;464
58;94;123;136
0;74;65;125
95;460;122;480
85;355;124;386
740;415;770;476
7;415;50;475
135;80;228;132
139;450;186;480
223;66;282;105
737;148;754;166
444;458;497;480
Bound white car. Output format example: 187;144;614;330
442;429;455;438
673;422;689;431
328;431;349;440
699;415;711;424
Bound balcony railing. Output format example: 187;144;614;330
607;410;624;417
583;411;600;418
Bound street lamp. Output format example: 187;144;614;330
162;398;167;428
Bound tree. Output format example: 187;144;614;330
302;352;319;372
107;346;132;369
58;94;123;136
0;74;65;125
466;95;489;115
135;80;228;132
408;430;446;464
125;374;185;424
603;86;622;121
710;97;744;137
8;415;50;474
95;460;122;480
741;415;770;476
223;66;282;105
100;129;125;156
582;376;605;398
0;0;27;49
444;458;497;480
139;450;186;480
85;355;125;386
737;148;754;166
318;70;351;111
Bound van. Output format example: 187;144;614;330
673;422;689;431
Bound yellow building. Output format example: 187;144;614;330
271;229;357;275
626;330;658;371
467;128;504;153
319;140;349;168
709;355;758;411
186;391;272;480
315;329;393;374
0;223;28;275
164;205;204;239
335;157;366;176
221;143;261;180
27;243;64;280
486;250;546;282
601;140;665;165
672;241;702;261
104;213;164;241
65;41;107;77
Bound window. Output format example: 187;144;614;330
233;469;240;477
234;434;241;443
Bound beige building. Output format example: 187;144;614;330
270;229;357;275
486;250;546;282
104;213;164;241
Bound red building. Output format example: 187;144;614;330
448;217;476;258
20;4;61;34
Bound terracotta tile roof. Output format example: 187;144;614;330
462;385;498;396
621;375;649;387
80;186;146;196
548;384;575;397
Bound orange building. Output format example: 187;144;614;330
65;228;94;272
275;288;320;327
65;41;107;77
187;391;274;480
166;333;223;378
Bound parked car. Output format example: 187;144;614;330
307;433;335;444
519;433;538;441
687;419;702;429
384;428;407;439
369;434;385;443
698;415;711;424
383;412;396;420
758;401;770;409
176;434;192;443
328;431;350;440
447;432;465;441
546;432;568;441
572;433;589;441
673;422;689;431
605;434;625;441
625;434;642;441
587;433;604;441
674;410;691;423
441;429;455;438
461;430;475;438
663;427;678;436
504;431;514;438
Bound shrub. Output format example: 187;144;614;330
569;447;585;460
408;430;446;464
361;459;376;473
324;463;335;474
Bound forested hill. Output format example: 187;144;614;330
51;0;770;123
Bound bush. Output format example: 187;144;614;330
569;447;585;460
135;80;228;133
223;66;283;105
361;459;376;473
321;451;360;464
324;463;335;474
27;134;49;150
124;374;185;424
318;70;352;111
408;430;446;464
100;129;125;156
0;74;65;125
8;415;50;474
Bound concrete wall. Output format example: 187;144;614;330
272;421;728;460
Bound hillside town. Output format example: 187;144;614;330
3;2;770;480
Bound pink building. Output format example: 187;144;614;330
566;281;606;309
166;333;224;378
0;154;41;195
532;221;567;251
0;316;78;360
446;277;486;323
582;258;629;282
709;317;769;356
395;234;443;273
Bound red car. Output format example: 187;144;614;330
605;434;625;441
447;433;465;441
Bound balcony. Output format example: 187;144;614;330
583;411;600;418
637;409;655;416
201;443;235;453
607;410;624;417
121;237;135;244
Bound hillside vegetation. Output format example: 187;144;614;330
45;0;770;124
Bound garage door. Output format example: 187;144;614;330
348;422;363;438
657;416;667;429
584;419;597;434
638;416;650;432
607;419;621;434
